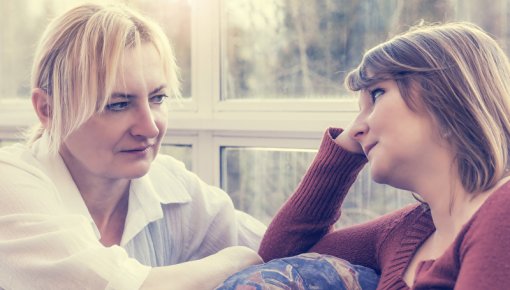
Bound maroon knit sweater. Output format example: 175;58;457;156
259;128;510;289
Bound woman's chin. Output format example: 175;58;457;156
118;165;151;179
370;172;387;185
369;162;389;184
370;167;414;192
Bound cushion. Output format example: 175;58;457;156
215;252;380;290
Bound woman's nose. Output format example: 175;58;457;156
348;114;368;142
130;104;160;139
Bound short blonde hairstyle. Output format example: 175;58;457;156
345;22;510;194
29;3;180;154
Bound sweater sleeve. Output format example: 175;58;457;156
258;128;368;262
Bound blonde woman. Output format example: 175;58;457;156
0;3;265;289
248;22;510;289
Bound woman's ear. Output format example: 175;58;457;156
32;88;52;127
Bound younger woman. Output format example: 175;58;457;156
254;22;510;289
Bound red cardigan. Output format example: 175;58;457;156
259;128;510;289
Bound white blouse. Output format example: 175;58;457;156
0;135;266;290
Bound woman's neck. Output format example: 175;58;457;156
78;179;130;246
78;179;130;223
420;175;508;245
59;149;131;245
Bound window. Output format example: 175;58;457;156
160;144;193;171
1;0;509;227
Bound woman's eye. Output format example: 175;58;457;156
150;94;168;104
106;102;129;111
370;88;385;103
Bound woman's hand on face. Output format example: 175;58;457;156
334;123;364;155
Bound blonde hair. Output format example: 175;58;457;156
29;3;180;154
345;22;510;194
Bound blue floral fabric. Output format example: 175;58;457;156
215;252;380;290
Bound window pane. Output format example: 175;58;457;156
221;0;510;100
160;144;193;170
221;147;316;224
221;146;416;226
0;0;191;100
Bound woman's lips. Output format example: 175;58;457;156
119;144;154;155
363;143;376;156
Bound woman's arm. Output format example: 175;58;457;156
258;128;368;261
141;246;261;290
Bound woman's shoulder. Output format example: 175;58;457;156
453;180;510;264
0;143;62;209
467;180;510;227
0;142;33;162
488;179;510;203
0;142;48;178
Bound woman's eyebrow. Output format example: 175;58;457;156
149;85;166;95
110;85;167;99
110;92;134;100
